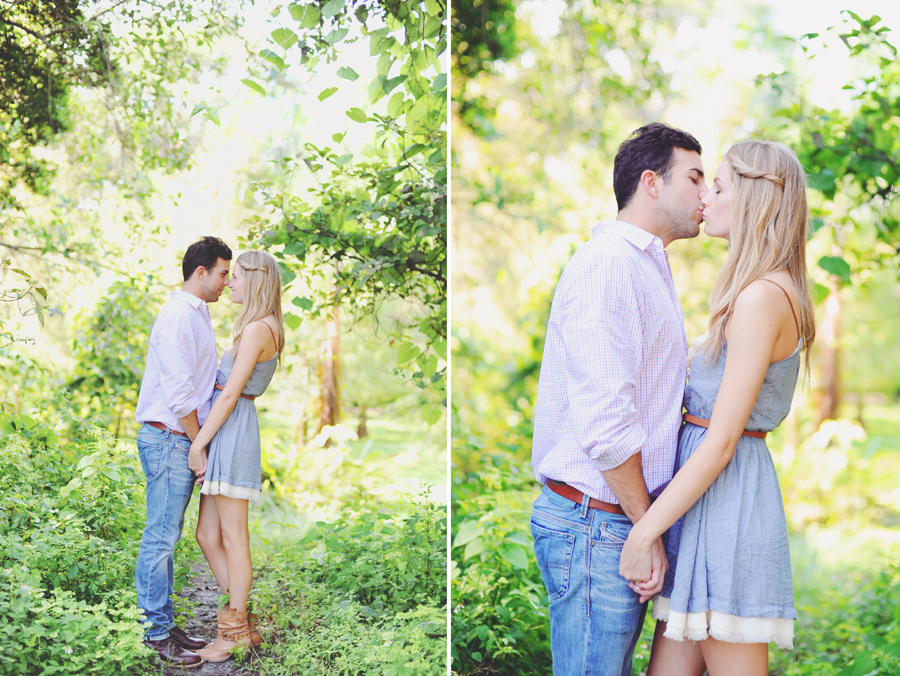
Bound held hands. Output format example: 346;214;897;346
620;524;668;604
188;441;208;484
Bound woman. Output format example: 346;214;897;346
619;140;816;675
187;250;285;662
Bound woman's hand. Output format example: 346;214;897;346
188;441;207;479
620;523;666;603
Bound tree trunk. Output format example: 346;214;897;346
317;303;340;433
357;406;368;438
816;281;841;425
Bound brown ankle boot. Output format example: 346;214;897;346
195;608;253;663
248;611;262;646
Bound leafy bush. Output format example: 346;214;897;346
0;396;190;674
251;492;447;675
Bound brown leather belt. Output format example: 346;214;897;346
147;421;186;436
547;480;626;516
215;383;256;400
683;413;767;439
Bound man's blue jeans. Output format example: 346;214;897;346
134;424;195;640
531;485;647;676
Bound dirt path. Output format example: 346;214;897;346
158;564;248;676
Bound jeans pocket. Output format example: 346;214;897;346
137;439;165;481
531;519;576;603
596;518;632;549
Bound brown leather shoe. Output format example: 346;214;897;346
143;637;204;668
169;625;208;651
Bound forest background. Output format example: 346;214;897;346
0;0;447;674
450;0;900;675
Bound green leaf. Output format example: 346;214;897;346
334;154;353;166
417;353;437;377
422;404;442;426
103;467;121;482
283;241;306;257
206;108;220;126
322;0;343;18
332;132;346;143
819;255;851;282
77;453;97;471
271;27;298;48
260;49;285;71
368;28;392;56
190;102;207;116
397;342;420;363
475;625;490;641
292;4;320;28
811;282;830;304
432;73;447;91
464;538;486;560
285;313;302;331
499;544;529;570
318;86;338;101
326;28;349;45
387;92;406;117
471;652;483;662
382;74;407;95
346;107;368;123
241;79;266;97
337;66;359;81
453;521;484;548
291;297;314;311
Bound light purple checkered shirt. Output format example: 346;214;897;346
532;219;687;504
135;290;218;432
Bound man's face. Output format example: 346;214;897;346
199;258;231;303
655;148;708;242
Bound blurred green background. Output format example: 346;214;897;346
450;1;900;674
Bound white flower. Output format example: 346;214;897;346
20;584;31;592
384;640;393;646
64;647;73;655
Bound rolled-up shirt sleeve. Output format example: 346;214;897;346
157;310;199;419
565;254;647;471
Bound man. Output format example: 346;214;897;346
134;235;232;667
530;123;707;676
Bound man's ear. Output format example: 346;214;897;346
195;266;207;280
639;169;660;199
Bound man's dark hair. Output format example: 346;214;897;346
613;123;702;210
182;236;232;281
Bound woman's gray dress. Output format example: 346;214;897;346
652;339;800;649
200;351;277;506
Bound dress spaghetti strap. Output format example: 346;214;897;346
757;278;800;344
260;320;277;352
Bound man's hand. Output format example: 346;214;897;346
630;536;668;603
188;442;207;479
619;524;667;604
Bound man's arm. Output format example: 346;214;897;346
158;309;201;424
602;453;667;601
565;253;667;599
178;410;200;441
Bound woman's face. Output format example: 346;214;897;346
228;263;244;304
701;159;734;240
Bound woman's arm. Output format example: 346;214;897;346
619;282;789;596
188;321;270;476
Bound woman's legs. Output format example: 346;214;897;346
195;494;229;594
213;494;252;612
700;636;767;676
647;621;706;676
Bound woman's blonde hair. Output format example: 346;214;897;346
229;250;285;364
701;140;816;371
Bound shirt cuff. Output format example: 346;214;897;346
588;424;648;472
170;398;198;420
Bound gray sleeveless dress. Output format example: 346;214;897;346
200;350;277;506
652;336;801;649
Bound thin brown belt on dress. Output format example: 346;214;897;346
683;413;767;439
215;383;256;400
546;480;627;516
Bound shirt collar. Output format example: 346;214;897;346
171;289;206;309
592;218;663;251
